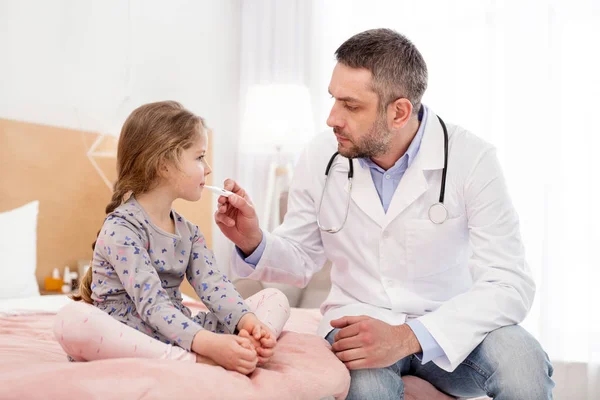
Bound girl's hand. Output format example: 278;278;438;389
192;330;258;375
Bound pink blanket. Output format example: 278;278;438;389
0;303;350;400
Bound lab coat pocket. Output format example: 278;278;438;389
405;215;468;279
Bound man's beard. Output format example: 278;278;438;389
335;114;393;159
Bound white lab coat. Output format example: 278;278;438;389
232;109;535;372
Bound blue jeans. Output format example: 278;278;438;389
326;325;554;400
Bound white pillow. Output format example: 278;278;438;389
0;294;69;316
0;201;40;299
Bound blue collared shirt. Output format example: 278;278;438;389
238;105;445;364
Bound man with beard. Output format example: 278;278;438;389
215;29;554;399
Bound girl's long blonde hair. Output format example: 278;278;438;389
72;101;205;304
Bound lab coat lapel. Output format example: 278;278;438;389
384;111;446;227
344;159;386;227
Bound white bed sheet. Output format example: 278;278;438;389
0;293;198;316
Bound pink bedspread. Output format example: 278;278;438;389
0;302;350;400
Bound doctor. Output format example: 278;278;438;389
215;29;554;399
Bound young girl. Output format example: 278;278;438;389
54;101;290;375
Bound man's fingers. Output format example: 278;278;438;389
334;323;362;342
344;359;368;370
331;335;363;352
330;315;370;329
215;200;234;215
214;212;235;227
224;179;248;199
223;179;236;192
335;348;366;363
226;194;255;217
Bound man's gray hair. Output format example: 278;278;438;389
335;28;428;115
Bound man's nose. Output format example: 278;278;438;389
327;106;341;128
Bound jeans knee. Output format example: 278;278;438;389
485;326;554;398
347;368;404;400
497;349;553;397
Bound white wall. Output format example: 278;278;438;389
0;0;242;273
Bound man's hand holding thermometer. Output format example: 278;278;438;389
212;180;263;256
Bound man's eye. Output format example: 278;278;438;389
345;104;358;111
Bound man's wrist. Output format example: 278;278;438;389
239;232;263;256
395;323;422;357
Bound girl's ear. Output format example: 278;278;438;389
158;159;171;179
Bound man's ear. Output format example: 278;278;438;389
388;98;413;130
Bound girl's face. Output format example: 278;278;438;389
167;129;212;202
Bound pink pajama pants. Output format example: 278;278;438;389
53;288;290;363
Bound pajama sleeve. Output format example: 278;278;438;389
96;220;203;351
186;226;251;334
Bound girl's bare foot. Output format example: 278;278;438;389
239;329;273;365
238;329;260;348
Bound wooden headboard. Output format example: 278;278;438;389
0;118;212;298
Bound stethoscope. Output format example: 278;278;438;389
316;115;449;234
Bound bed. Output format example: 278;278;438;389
0;295;350;400
0;118;476;400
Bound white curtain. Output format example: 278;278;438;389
235;0;316;225
310;0;600;397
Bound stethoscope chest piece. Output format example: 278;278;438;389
428;202;448;224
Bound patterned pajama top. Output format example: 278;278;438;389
90;197;249;351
